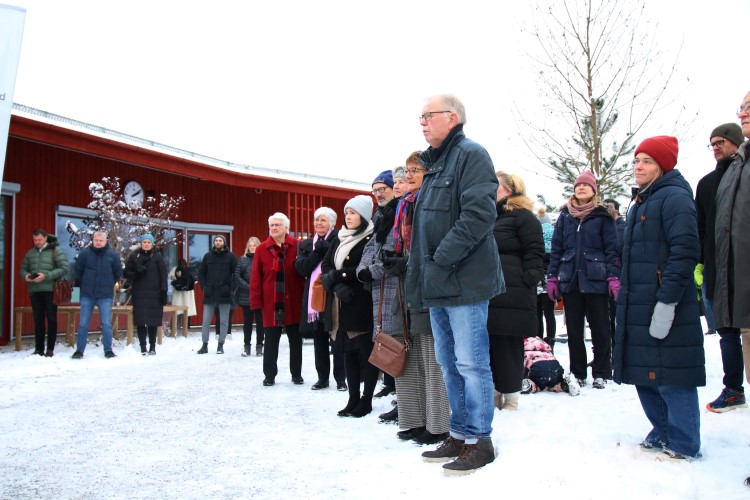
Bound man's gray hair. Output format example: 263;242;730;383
314;206;337;227
93;231;108;239
268;212;290;229
430;94;466;124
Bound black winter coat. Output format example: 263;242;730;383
198;246;238;304
695;157;733;301
321;232;373;334
294;230;338;333
487;196;544;337
234;252;254;307
124;248;167;326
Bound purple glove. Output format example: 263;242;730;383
608;277;620;301
546;277;559;302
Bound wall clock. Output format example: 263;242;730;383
123;180;145;207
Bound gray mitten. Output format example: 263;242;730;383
649;302;676;339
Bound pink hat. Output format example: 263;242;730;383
634;136;679;172
574;170;598;194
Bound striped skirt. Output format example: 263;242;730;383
394;333;450;434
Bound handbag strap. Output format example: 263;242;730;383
376;278;385;328
395;282;409;345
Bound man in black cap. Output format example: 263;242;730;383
697;122;746;412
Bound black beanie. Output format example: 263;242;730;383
710;123;744;147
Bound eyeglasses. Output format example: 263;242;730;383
405;167;425;175
707;139;726;150
737;103;750;118
419;110;451;122
371;187;389;195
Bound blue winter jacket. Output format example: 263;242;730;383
613;170;705;387
74;243;123;299
547;204;619;295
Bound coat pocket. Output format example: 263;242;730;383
558;250;575;284
422;259;460;300
583;252;607;281
422;176;454;212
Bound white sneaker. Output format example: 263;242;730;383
566;374;581;397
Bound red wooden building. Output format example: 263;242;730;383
1;105;368;345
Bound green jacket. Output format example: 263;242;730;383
19;234;70;293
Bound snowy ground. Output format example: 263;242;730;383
1;317;749;500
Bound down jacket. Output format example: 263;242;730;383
547;204;619;295
74;243;122;299
613;169;705;387
20;234;70;293
124;248;167;326
234;252;255;307
487;195;544;337
405;125;504;309
714;142;750;329
198;246;237;305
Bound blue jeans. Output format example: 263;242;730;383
701;284;714;330
635;384;701;458
76;295;114;353
430;301;494;443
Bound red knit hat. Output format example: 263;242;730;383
574;170;598;194
634;136;679;172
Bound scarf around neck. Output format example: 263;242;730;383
307;231;331;323
334;221;374;270
393;189;419;254
269;240;289;326
566;197;596;222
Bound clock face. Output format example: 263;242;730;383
123;180;145;207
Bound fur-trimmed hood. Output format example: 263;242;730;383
498;193;534;213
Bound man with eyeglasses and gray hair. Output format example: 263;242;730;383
407;94;504;475
710;96;750;415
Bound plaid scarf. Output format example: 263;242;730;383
393;189;419;254
271;242;289;326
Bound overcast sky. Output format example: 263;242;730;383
7;0;749;205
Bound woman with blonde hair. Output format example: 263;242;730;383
487;172;544;410
235;236;264;357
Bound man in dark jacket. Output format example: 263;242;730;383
409;94;504;475
72;231;122;359
698;123;744;413
197;235;237;354
20;228;70;356
713;99;750;413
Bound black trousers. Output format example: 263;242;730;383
489;335;525;393
263;324;302;380
537;293;557;339
312;322;345;384
563;290;612;380
240;306;265;346
30;291;57;351
608;295;617;341
136;325;157;348
343;332;378;399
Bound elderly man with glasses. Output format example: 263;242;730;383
407;94;504;475
711;98;750;414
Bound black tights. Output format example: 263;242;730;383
137;325;157;348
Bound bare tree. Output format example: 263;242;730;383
523;0;694;200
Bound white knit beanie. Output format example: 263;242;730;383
344;195;374;224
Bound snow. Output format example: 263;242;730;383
1;319;749;500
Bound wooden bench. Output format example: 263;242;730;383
14;304;188;351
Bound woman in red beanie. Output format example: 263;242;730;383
546;170;620;389
613;135;704;460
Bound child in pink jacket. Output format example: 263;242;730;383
522;337;579;396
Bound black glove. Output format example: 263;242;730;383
313;238;330;257
321;270;336;291
160;290;168;305
357;268;374;283
333;283;354;303
383;256;408;276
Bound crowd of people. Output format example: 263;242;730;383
20;91;750;478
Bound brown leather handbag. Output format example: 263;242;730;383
368;280;409;378
311;274;326;312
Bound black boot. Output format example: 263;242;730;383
348;396;373;418
197;342;208;354
148;344;156;356
217;342;224;354
241;344;251;357
338;395;361;417
140;343;147;356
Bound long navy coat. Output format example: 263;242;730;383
124;248;167;326
613;170;705;387
547;205;619;295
